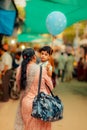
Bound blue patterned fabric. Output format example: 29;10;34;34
31;92;63;122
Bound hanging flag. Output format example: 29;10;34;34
0;0;17;36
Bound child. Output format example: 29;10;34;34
39;46;56;87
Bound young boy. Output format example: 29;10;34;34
39;46;53;77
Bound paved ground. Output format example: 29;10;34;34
0;79;87;130
53;79;87;130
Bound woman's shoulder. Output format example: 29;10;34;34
27;63;39;70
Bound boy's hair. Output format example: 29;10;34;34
39;46;53;55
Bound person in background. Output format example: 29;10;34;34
83;54;87;81
15;48;53;130
12;51;22;69
0;43;13;101
0;50;4;84
57;51;67;82
77;57;84;81
65;53;74;81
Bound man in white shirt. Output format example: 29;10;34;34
0;43;13;102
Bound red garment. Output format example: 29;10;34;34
83;67;87;81
77;61;84;81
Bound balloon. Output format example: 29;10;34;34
46;11;67;36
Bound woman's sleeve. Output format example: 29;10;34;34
43;67;53;91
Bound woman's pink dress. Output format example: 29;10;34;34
16;63;53;130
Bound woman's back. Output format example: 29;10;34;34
15;48;53;130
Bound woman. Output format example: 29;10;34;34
15;48;53;130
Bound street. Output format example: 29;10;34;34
0;79;87;130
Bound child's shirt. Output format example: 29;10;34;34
39;61;52;71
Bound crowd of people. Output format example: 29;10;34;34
0;43;87;102
0;43;22;101
0;42;87;130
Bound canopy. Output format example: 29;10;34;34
18;34;44;42
23;0;87;35
17;33;51;43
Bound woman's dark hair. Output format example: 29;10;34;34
20;48;35;90
39;46;53;55
15;51;22;57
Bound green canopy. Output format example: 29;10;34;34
17;34;44;42
23;0;87;34
17;33;51;43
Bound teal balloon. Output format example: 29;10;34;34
46;11;67;36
